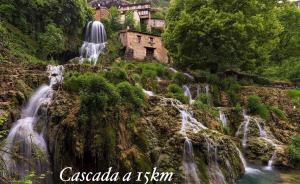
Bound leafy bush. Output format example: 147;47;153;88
288;89;300;107
105;67;129;84
38;23;65;59
270;106;287;120
246;95;269;120
172;72;190;85
64;73;120;111
221;77;241;105
166;84;188;104
195;93;209;105
116;82;145;111
288;135;300;162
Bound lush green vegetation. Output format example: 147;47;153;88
288;135;300;163
246;95;269;120
163;0;281;73
166;84;188;103
0;0;92;62
288;89;300;107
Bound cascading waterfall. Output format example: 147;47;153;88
254;121;278;170
2;65;64;180
169;67;178;73
183;73;194;80
236;110;250;148
79;21;107;65
143;89;155;97
205;84;211;105
235;147;261;174
183;139;201;184
206;138;226;184
183;85;194;105
161;98;206;184
219;109;227;127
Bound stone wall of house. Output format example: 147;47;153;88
119;30;169;63
95;8;110;21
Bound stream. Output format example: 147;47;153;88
238;163;300;184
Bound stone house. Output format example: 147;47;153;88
119;29;169;63
90;1;166;31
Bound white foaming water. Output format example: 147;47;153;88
3;65;64;179
161;98;206;183
236;147;261;174
183;85;194;105
205;84;211;105
206;138;226;184
143;89;155;97
255;121;278;170
219;109;227;127
169;67;178;73
183;73;194;80
80;21;107;65
183;139;201;184
236;110;250;148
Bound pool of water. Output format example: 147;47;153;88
237;164;300;184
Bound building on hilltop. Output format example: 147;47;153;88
119;29;169;63
90;0;166;31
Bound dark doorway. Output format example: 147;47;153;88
145;47;155;60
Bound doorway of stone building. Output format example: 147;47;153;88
145;47;155;60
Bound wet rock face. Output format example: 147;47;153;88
47;92;244;184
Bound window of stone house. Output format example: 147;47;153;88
149;37;154;43
137;35;142;43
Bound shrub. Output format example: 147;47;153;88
288;135;300;162
105;67;129;84
246;95;269;120
288;89;300;107
141;69;157;91
116;82;145;111
64;73;120;111
195;93;209;105
270;106;287;120
167;84;188;104
38;23;65;59
172;72;189;85
221;77;241;105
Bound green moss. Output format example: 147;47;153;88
270;106;287;120
288;135;300;163
246;95;270;120
166;84;188;104
288;89;300;107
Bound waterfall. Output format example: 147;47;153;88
205;84;211;105
183;73;194;80
79;21;107;65
169;67;178;73
162;98;206;184
2;65;64;180
254;121;278;170
196;84;200;97
143;89;155;97
219;109;227;127
183;85;194;105
236;110;250;148
236;147;261;174
206;138;226;184
183;139;201;184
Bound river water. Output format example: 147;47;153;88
237;163;300;184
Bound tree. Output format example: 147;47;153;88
38;23;65;59
163;0;282;73
271;3;300;63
